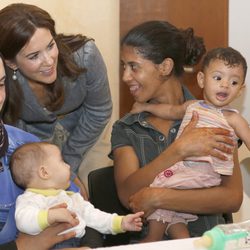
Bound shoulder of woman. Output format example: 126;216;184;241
113;113;138;129
73;40;102;66
5;125;39;143
73;40;98;57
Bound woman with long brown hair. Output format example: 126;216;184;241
0;3;112;200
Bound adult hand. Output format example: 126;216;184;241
15;223;78;250
176;111;236;160
129;187;161;218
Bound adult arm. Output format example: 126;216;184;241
62;41;112;174
130;100;195;120
15;223;84;250
129;149;242;217
114;113;235;207
73;176;89;200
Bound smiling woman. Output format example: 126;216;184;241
0;2;112;202
0;3;112;248
110;21;243;244
13;28;59;88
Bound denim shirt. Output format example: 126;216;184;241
110;85;224;238
110;85;192;163
14;41;112;177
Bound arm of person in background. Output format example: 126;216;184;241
114;112;241;215
73;176;89;200
62;41;112;181
130;100;195;120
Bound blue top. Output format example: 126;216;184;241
0;125;39;244
0;125;79;245
14;40;112;178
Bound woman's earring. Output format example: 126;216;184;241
12;69;17;81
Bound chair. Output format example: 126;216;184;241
223;213;233;224
88;166;131;246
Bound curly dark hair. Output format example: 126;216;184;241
121;20;206;77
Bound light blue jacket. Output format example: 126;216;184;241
0;125;39;244
14;41;112;177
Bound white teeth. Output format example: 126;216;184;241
42;68;52;73
130;85;139;91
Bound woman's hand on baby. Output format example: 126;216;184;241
177;111;236;160
129;187;158;217
121;211;144;231
48;205;79;226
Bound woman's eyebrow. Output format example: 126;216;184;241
24;38;54;58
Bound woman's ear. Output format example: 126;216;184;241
159;58;174;76
5;60;18;71
38;165;50;180
197;71;205;89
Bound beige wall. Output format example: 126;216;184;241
0;0;120;187
229;0;250;223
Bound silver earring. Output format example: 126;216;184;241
12;70;17;81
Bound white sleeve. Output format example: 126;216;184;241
72;193;117;235
15;193;45;235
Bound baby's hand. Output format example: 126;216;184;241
130;102;148;114
121;211;144;231
48;207;78;227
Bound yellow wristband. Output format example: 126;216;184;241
38;210;49;230
112;215;125;233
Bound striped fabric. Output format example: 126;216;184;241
177;101;238;175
